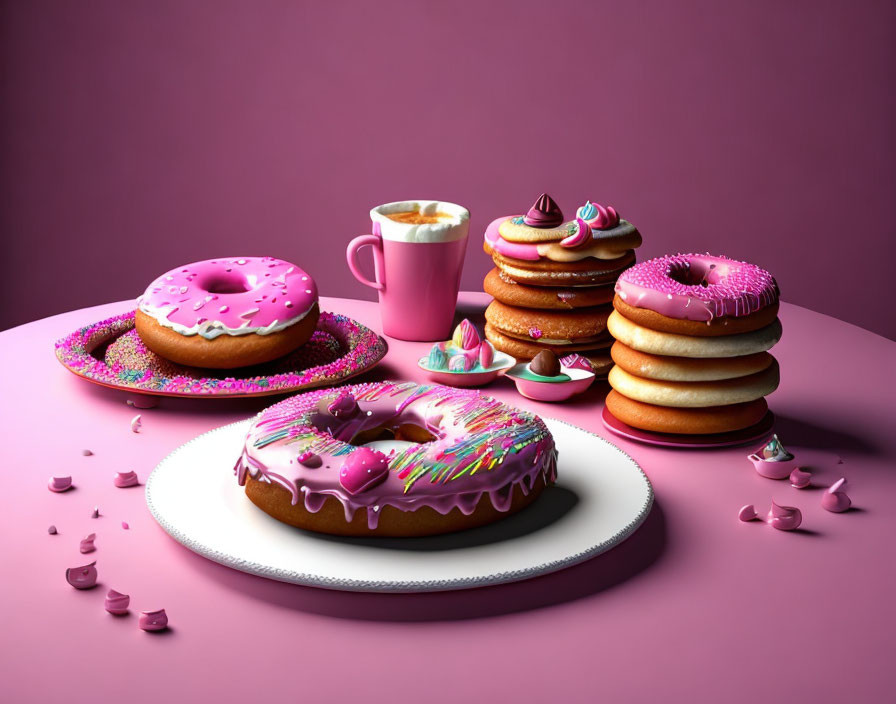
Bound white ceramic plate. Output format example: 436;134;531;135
146;418;653;593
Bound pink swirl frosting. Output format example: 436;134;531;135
114;471;139;488
137;257;318;340
576;201;620;229
139;609;169;632
559;218;593;248
452;319;480;350
66;561;98;589
616;254;780;321
523;193;564;228
104;590;130;615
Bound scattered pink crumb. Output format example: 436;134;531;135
81;449;93;456
121;522;129;530
48;525;57;535
139;609;169;632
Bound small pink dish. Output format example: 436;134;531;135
602;406;776;449
505;363;595;402
417;350;515;387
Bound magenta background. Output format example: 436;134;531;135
2;0;895;338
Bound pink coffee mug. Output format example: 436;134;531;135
347;200;470;341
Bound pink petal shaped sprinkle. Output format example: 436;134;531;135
790;468;811;489
738;504;759;522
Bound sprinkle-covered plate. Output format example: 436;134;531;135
145;417;653;592
54;310;387;399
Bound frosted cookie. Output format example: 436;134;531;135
613;295;779;337
485;300;612;347
607;361;780;407
610;341;774;382
606;390;769;435
489;249;635;287
607;310;782;358
484;323;613;373
483;268;615;310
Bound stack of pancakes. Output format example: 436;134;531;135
482;194;642;375
606;254;783;434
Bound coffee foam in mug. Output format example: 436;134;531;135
371;200;470;243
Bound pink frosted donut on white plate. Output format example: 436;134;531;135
135;256;320;369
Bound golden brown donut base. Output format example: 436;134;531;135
485;299;611;341
484;268;615;310
485;323;613;374
613;295;779;337
135;303;320;369
244;471;551;537
605;389;769;435
611;341;775;382
608;360;779;407
486;248;636;286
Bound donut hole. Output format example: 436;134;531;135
667;260;723;288
199;272;252;295
350;423;436;446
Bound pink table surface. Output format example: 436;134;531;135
2;294;894;704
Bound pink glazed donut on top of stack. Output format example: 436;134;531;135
605;253;782;435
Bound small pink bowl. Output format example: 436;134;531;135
417;351;516;388
506;363;595;402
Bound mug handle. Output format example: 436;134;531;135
346;230;385;291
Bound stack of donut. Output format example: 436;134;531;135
482;194;642;375
606;254;782;435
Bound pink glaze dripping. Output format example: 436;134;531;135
483;216;636;262
327;391;358;419
615;253;779;321
235;382;558;529
137;257;318;339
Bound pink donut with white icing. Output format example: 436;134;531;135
235;381;558;537
615;254;779;322
135;256;320;369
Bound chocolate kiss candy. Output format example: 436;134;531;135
523;193;564;228
530;350;561;377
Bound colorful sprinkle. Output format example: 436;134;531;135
55;311;386;397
